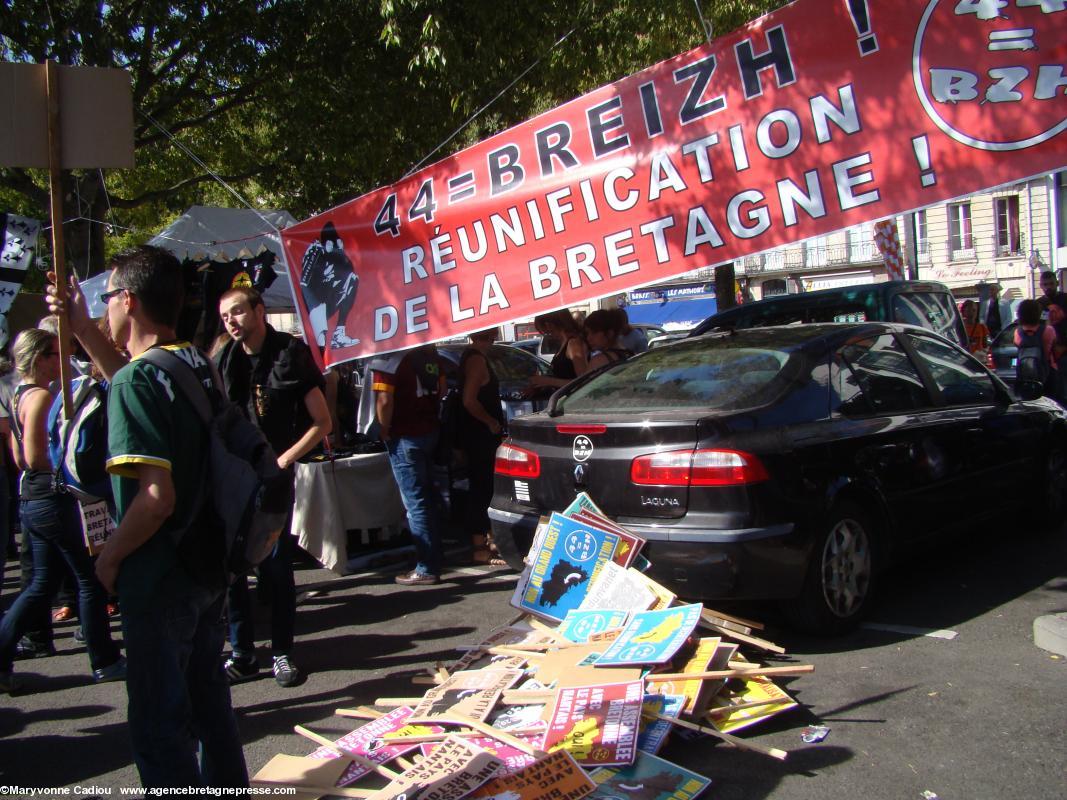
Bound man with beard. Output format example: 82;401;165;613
215;287;331;687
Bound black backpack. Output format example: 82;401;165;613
141;348;293;585
1015;322;1051;398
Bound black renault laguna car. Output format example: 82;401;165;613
488;323;1067;634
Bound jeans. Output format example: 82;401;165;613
15;526;52;644
228;526;295;658
387;432;443;576
0;464;8;609
123;568;248;789
0;495;119;672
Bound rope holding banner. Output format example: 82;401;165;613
692;0;713;45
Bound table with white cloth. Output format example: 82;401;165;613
292;451;405;574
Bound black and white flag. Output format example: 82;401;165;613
0;212;41;315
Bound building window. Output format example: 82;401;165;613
948;202;973;258
915;210;929;259
761;278;787;297
995;196;1021;256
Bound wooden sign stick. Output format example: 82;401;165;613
527;619;568;641
293;724;403;780
251;780;373;798
336;707;384;720
698;620;786;654
701;607;765;631
487;646;545;659
644;712;787;761
647;664;814;682
441;713;549;758
706;697;793;716
45;61;73;417
501;689;556;704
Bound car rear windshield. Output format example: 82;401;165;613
559;335;802;413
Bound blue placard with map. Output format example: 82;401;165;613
512;512;620;623
594;604;703;665
558;609;630;643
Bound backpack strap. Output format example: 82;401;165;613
139;347;218;425
138;347;218;544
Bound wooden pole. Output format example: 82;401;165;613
44;61;73;418
647;664;814;682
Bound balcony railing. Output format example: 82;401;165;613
945;233;1027;263
738;239;881;274
734;233;1030;276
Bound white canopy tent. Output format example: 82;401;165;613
82;205;299;318
148;205;298;310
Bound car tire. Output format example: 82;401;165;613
787;501;877;635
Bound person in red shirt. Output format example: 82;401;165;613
373;345;447;585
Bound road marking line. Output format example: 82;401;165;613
861;622;958;639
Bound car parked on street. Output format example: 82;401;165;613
436;342;551;422
489;323;1067;634
690;280;968;348
988;322;1019;388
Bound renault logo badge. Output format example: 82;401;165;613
574;463;587;485
572;435;593;462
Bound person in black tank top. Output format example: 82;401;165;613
583;309;633;372
457;329;506;564
0;329;123;693
524;309;590;396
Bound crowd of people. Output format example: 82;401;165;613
0;242;647;788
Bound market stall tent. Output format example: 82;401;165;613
149;205;297;311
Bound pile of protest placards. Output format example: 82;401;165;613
252;492;812;799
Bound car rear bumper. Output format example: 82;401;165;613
488;506;808;601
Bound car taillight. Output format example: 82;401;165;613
495;442;541;478
631;448;768;486
986;350;995;370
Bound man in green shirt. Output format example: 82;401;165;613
53;246;248;788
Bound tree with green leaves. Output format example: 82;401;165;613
0;0;782;278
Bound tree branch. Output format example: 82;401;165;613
107;169;266;208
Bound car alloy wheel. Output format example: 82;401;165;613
820;514;873;619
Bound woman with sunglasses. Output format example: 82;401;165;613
0;329;124;694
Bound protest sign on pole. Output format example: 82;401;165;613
280;0;1067;367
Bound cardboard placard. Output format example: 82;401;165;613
369;736;503;800
636;694;686;755
251;754;353;800
558;609;630;643
646;638;721;717
513;513;620;623
543;681;644;766
79;498;114;556
595;605;703;666
308;706;442;786
577;562;657;616
708;676;797;733
469;750;597;800
420;730;546;778
535;644;642;690
411;669;524;723
587;752;711;800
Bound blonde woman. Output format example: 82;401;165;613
0;329;124;694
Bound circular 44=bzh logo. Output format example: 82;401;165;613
913;0;1067;151
572;435;594;462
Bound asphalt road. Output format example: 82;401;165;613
1;518;1064;800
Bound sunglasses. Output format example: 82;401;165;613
99;287;128;304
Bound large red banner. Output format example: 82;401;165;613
281;0;1066;366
